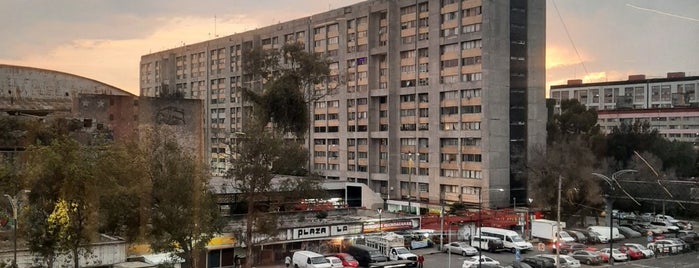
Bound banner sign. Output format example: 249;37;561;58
363;220;413;233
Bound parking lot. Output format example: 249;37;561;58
419;235;698;268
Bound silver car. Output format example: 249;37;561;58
444;241;479;256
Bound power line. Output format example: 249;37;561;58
551;0;589;76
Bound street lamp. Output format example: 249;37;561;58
478;187;504;267
407;152;413;214
406;152;419;214
527;198;533;241
591;169;637;266
5;190;30;268
377;208;383;233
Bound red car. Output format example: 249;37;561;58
618;246;644;260
334;253;359;268
587;248;610;262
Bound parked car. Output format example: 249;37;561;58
332;253;359;268
521;256;555;268
325;256;344;268
618;245;644;260
293;251;332;268
559;255;582;268
617;226;642;238
536;254;579;268
665;238;690;252
566;230;588;244
597;248;628;262
647;239;681;254
639;213;655;222
571;229;600;244
650;221;680;233
675;220;693;230
677;230;699;250
554;242;586;254
622;243;654;258
462;255;500;268
570;250;602;265
654;214;678;223
443;241;478;256
634;223;664;235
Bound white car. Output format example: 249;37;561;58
462;255;500;268
443;242;478;256
598;248;628;262
325;256;343;268
650;221;680;233
537;254;580;268
623;243;654;258
559;255;582;268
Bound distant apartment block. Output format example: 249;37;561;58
139;0;547;210
550;72;699;142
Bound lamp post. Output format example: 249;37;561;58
407;152;413;214
527;198;533;241
5;190;30;268
591;169;637;266
478;187;504;267
377;208;383;233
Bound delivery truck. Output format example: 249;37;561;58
531;219;575;243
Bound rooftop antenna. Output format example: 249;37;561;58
214;15;218;37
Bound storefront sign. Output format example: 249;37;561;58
331;224;362;236
292;226;330;239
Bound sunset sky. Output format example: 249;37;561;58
1;0;697;96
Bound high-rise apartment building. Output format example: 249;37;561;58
140;0;546;210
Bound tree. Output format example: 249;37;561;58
140;126;224;267
546;99;601;145
532;100;606;223
528;138;604;224
23;136;102;268
241;42;330;138
227;121;324;268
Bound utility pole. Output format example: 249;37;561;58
556;176;562;268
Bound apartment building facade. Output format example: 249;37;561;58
550;73;699;142
139;0;547;210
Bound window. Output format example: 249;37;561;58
400;94;416;102
462;72;482;82
462;56;482;66
441;138;458;147
442;27;458;37
462;23;481;33
440;43;460;54
440;90;459;100
463;6;482;17
400;5;416;15
401;50;416;59
442;11;458;22
441;59;459;69
462;40;482;50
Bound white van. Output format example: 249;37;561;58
588;226;623;241
292;251;332;268
476;227;533;252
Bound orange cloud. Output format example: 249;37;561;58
546;45;587;70
1;16;254;95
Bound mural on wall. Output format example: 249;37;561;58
156;106;186;126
